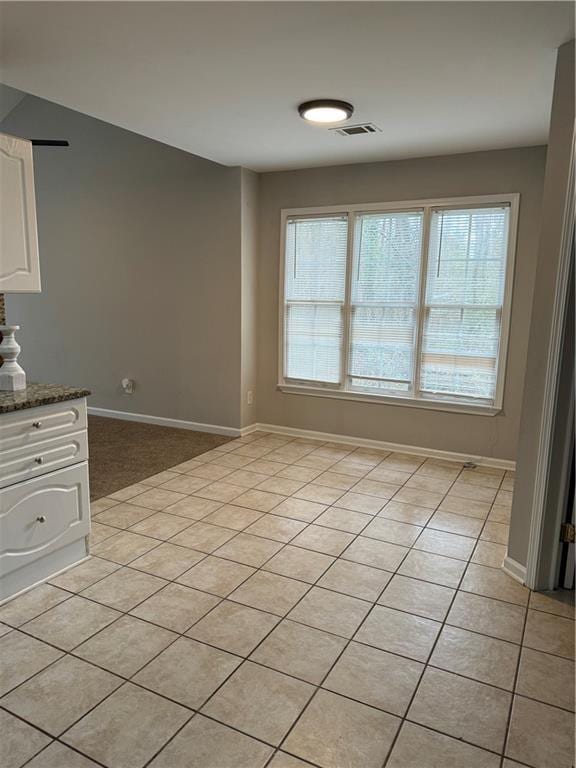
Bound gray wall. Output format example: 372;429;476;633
257;147;547;460
2;95;244;429
508;40;575;569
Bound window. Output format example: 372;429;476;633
284;216;347;384
280;195;517;412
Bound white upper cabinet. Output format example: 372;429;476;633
0;132;41;292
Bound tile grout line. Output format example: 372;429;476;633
271;454;463;765
499;578;532;768
377;461;480;768
7;452;336;764
4;477;529;669
0;451;513;655
7;552;571;746
5;434;566;768
66;443;405;764
17;591;570;713
137;490;345;768
0;456;518;649
464;469;530;766
6;445;265;767
5;528;564;760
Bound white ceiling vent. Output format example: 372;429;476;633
330;123;382;136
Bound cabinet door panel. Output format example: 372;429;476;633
0;132;41;292
0;463;90;576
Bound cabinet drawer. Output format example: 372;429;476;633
0;462;90;577
0;399;87;452
0;430;88;489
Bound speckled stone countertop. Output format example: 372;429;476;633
0;383;91;414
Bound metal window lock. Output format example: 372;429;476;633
36;516;46;523
34;457;44;465
32;421;42;429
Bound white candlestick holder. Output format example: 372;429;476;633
0;325;26;391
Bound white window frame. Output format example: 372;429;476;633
278;193;520;416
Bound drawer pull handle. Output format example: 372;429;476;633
32;421;42;429
34;457;44;465
36;515;46;523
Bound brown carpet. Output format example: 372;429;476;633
88;416;233;500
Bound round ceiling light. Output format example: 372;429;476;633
298;99;354;124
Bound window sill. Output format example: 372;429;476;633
277;383;502;416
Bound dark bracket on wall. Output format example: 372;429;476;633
31;140;69;146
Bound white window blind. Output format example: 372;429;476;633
420;206;510;401
284;216;348;384
281;198;515;410
349;211;423;392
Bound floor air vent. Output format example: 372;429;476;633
330;123;382;136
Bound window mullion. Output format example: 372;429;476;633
340;211;355;391
413;206;432;397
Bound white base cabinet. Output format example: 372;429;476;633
0;397;90;602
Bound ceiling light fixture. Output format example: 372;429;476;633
298;99;354;124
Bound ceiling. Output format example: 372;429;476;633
0;2;573;171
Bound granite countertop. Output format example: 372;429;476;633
0;383;91;414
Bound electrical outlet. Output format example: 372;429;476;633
247;390;254;405
122;378;135;394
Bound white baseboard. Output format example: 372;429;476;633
240;423;264;437
241;422;516;471
86;409;515;469
502;554;527;584
88;407;242;437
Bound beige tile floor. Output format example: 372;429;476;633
1;432;575;768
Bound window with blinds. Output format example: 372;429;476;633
349;211;424;392
281;197;515;410
284;216;348;384
421;207;510;401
